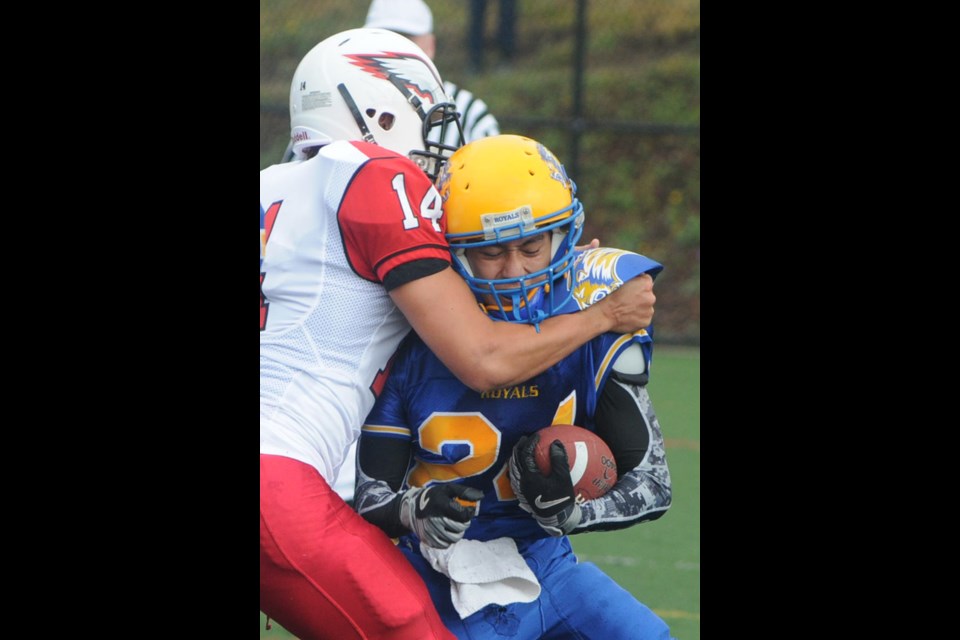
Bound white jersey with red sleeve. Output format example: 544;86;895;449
260;140;449;482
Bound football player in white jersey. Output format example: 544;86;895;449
328;0;502;505
260;28;656;639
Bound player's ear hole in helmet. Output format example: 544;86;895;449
287;28;463;180
437;134;585;327
374;111;395;130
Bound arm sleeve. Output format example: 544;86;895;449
573;370;672;533
353;433;411;538
353;347;416;537
442;82;500;146
383;258;450;291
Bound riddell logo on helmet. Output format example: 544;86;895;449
293;131;310;142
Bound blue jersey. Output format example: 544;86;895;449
362;248;660;542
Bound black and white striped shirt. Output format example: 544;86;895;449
430;80;500;148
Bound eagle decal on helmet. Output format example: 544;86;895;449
535;143;570;189
435;162;452;202
345;52;442;103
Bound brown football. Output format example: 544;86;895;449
533;424;618;501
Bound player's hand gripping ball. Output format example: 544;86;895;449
533;424;618;501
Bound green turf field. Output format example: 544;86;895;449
571;347;701;639
260;347;700;639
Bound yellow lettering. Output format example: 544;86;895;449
481;385;539;400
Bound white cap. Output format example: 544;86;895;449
364;0;433;36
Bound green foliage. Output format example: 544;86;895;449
572;347;700;639
260;0;700;343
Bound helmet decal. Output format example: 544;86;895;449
536;143;570;189
435;162;452;201
345;52;442;103
571;248;627;309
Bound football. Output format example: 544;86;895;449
533;424;617;501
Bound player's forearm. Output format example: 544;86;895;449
575;384;672;533
576;397;673;533
394;268;653;392
468;275;656;390
354;471;407;538
469;304;615;389
574;465;672;533
354;435;411;537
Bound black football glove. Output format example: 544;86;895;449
509;434;582;536
399;483;484;549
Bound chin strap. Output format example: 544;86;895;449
337;83;375;143
385;74;427;119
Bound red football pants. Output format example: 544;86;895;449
260;454;454;639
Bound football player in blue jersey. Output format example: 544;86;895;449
354;134;674;639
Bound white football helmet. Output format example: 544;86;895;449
288;28;461;178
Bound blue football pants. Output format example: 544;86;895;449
400;535;672;640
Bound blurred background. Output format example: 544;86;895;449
262;5;700;637
260;0;700;345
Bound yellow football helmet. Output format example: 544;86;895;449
437;134;584;325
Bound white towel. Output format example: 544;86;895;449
420;537;542;619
